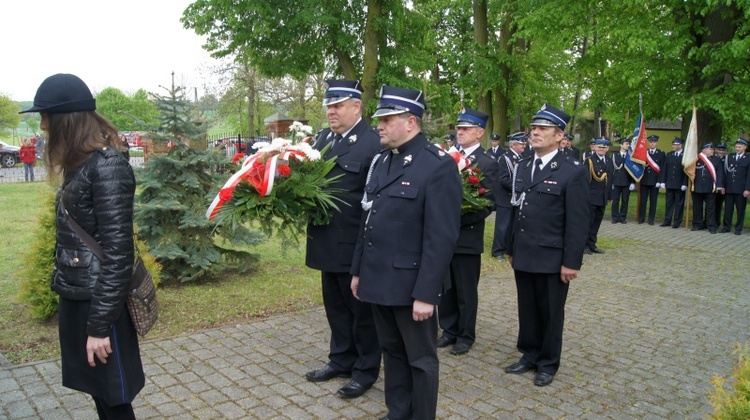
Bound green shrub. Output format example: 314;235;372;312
18;190;58;319
709;344;750;419
134;145;263;283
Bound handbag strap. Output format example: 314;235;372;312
60;201;105;260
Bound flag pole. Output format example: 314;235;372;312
685;179;692;229
635;94;643;223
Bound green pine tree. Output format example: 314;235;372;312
135;74;262;283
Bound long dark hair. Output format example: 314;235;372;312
43;111;119;179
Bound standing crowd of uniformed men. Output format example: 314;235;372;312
303;79;749;420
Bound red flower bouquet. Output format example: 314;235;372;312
446;147;493;214
207;138;344;244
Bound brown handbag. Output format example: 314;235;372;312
62;204;158;337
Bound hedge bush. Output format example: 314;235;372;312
709;344;750;419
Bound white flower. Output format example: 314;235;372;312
300;125;313;135
289;121;304;131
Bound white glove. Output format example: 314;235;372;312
629;183;635;191
656;183;663;188
681;185;687;191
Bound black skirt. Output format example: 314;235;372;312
58;298;145;406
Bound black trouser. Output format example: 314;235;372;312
638;184;659;223
513;270;569;375
714;193;725;226
92;397;135;420
439;253;481;346
586;204;605;249
723;193;748;233
610;186;630;222
664;189;685;226
691;192;716;230
372;305;439;420
321;271;381;386
491;206;514;256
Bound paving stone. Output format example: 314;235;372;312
1;221;747;418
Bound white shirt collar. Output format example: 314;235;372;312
534;149;559;170
461;143;482;157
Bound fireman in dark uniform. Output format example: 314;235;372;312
351;85;462;420
690;143;724;233
505;103;589;387
638;135;666;225
584;138;612;254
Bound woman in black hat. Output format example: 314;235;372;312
21;74;143;419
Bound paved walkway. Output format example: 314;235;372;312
2;221;749;419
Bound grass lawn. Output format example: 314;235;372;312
0;182;325;364
2;184;733;364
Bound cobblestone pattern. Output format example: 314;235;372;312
1;222;748;419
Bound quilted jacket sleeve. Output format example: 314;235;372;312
86;150;136;337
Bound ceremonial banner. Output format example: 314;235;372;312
682;105;699;181
625;113;646;181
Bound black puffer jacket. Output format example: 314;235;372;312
53;147;136;338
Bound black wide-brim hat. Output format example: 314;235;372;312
20;73;96;114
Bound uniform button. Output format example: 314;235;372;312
73;257;79;264
368;226;373;231
367;242;372;247
524;202;528;206
521;229;525;232
372;210;377;214
413;262;417;266
376;194;381;198
400;191;405;195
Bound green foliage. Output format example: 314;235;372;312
18;190;58;319
134;145;263;283
214;144;345;248
709;344;750;419
96;88;160;131
148;80;207;145
0;95;22;132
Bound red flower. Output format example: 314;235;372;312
276;163;292;177
467;175;480;185
232;153;245;164
478;187;487;195
219;188;233;202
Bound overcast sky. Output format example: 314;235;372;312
0;0;221;102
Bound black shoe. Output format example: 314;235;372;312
735;231;742;236
305;365;351;382
494;254;506;261
648;221;655;225
660;222;670;227
620;220;627;224
437;335;456;348
337;380;370;399
450;342;471;355
504;361;534;374
710;229;717;234
534;372;555;386
672;225;680;229
590;247;605;254
611;220;619;224
691;227;700;231
583;248;593;255
720;228;730;233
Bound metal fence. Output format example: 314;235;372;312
0;157;145;184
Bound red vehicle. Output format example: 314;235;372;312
121;131;143;147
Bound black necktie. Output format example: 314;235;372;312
330;134;342;151
532;158;542;182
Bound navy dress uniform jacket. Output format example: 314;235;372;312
694;155;725;193
642;149;666;186
660;151;688;190
724;153;750;194
486;146;505;161
611;152;635;187
351;133;462;306
508;153;590;273
585;155;612;206
306;120;381;272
